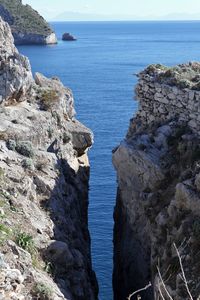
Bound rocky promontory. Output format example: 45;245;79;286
113;63;200;300
0;16;97;299
0;0;57;45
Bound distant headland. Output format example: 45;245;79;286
0;0;57;45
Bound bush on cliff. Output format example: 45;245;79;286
40;90;60;111
147;62;200;90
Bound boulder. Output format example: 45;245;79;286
62;32;77;41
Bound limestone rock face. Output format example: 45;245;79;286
0;17;97;300
12;31;57;45
45;32;57;44
0;17;33;103
113;63;200;300
34;72;75;119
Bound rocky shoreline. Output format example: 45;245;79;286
12;31;57;45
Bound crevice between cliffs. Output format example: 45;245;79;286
1;13;200;300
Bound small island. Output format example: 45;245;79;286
62;32;77;41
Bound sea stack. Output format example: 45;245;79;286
113;63;200;300
0;16;98;299
62;32;77;41
0;0;57;45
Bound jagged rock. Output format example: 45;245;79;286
46;241;74;269
35;72;75;119
62;33;77;41
0;16;33;104
0;17;97;300
195;173;200;191
113;63;200;300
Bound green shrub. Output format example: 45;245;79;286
32;283;53;300
0;223;11;244
44;261;54;275
7;139;16;151
63;132;71;144
16;141;34;158
21;158;34;170
47;127;53;139
7;140;34;157
146;64;169;74
0;224;10;235
16;232;41;269
155;63;200;89
16;232;35;253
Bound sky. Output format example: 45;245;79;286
23;0;200;20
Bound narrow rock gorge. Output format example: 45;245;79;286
0;17;97;299
113;63;200;300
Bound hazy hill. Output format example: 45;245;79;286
52;11;200;21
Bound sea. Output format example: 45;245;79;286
18;21;200;300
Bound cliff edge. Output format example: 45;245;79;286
113;63;200;300
0;0;57;45
0;17;97;299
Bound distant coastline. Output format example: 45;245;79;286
50;19;200;22
50;11;200;22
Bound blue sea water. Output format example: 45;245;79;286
18;21;200;300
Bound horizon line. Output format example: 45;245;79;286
49;19;200;22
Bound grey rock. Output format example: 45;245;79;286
113;62;200;300
35;72;75;119
13;32;57;45
47;241;74;268
0;17;98;300
0;17;33;104
62;33;77;41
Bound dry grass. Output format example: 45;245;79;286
128;243;194;300
40;90;59;111
0;131;8;141
127;282;152;300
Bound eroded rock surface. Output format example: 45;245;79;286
113;63;200;300
0;17;32;103
0;17;97;300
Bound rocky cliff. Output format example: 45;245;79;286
0;17;97;300
0;0;57;45
113;63;200;300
